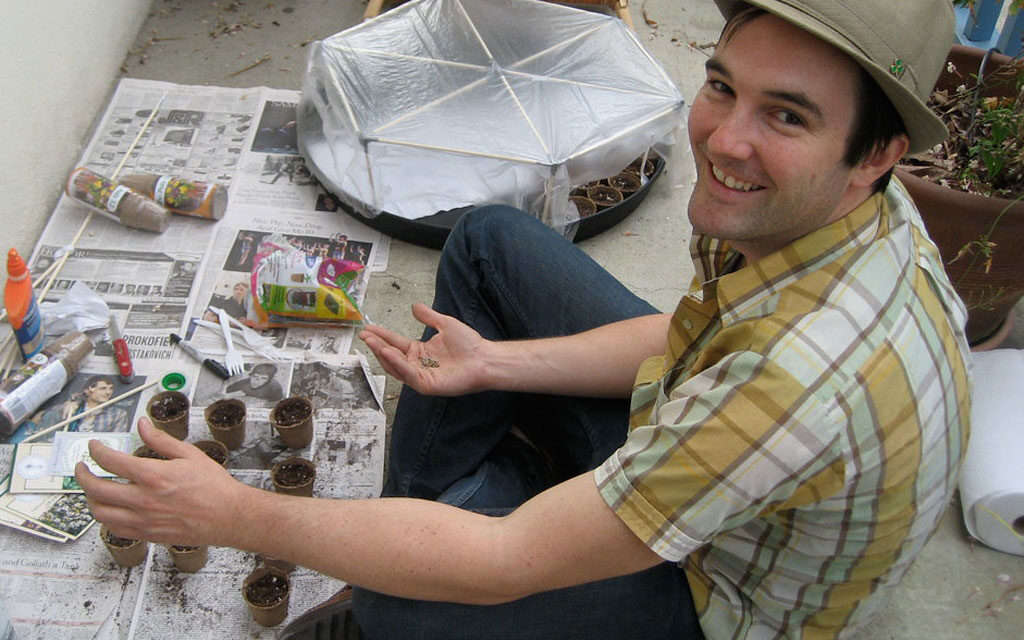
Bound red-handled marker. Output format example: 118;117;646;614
108;313;135;384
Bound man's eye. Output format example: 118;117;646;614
708;80;731;94
774;110;804;126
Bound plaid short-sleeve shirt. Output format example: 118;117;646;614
596;180;971;640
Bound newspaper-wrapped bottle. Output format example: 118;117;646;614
118;173;227;220
0;331;94;435
66;167;171;233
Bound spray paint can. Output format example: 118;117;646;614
66;167;171;233
4;249;45;361
0;331;94;435
118;173;227;220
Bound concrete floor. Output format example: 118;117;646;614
68;0;1024;636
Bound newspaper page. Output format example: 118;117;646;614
0;77;391;639
26;78;389;374
0;355;385;640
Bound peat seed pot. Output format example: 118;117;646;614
586;185;624;210
100;524;149;568
271;456;316;497
146;390;189;440
194;439;229;467
242;566;291;627
204;398;246;450
569;196;597;218
269;397;314;449
166;544;209;573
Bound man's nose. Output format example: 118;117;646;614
706;108;755;161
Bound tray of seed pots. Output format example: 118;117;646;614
312;151;665;250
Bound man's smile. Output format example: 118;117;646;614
710;163;764;192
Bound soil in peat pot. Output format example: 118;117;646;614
273;462;314;487
207;401;245;427
273;398;312;427
149;394;188;420
245;572;289;607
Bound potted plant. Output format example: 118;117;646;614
896;41;1024;348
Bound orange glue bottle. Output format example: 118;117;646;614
5;249;45;360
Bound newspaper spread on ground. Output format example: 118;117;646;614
26;78;389;373
0;77;392;639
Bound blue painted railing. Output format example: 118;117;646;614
955;0;1024;57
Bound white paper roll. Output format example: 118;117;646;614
959;349;1024;556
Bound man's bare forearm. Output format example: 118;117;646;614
482;313;671;397
225;474;660;605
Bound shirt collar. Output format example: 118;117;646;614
690;192;887;325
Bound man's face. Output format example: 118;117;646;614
249;371;270;388
86;380;114;404
687;13;870;262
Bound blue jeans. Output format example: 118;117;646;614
353;206;703;639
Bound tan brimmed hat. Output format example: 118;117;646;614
712;0;954;153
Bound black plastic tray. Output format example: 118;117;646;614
322;157;665;250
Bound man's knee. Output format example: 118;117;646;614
444;205;544;260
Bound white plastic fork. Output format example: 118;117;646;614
202;310;289;362
209;306;272;349
216;307;244;376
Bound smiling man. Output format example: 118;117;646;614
77;2;970;639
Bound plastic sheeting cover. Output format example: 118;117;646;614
297;0;685;230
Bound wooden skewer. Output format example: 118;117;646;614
0;338;17;382
2;94;169;384
112;93;166;181
20;378;159;444
35;93;167;302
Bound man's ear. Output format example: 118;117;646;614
851;133;909;189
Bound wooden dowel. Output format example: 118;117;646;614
0;339;17;384
35;92;168;301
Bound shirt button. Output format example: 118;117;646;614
682;319;693;330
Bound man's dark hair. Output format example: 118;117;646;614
251;363;278;378
845;66;907;194
84;375;116;389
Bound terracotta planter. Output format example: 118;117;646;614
100;524;149;568
204;398;247;450
898;45;1024;348
166;544;209;572
242;566;291;627
898;169;1024;347
271;456;316;497
270;397;314;449
146;391;189;440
